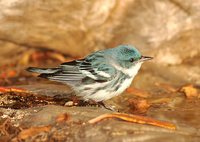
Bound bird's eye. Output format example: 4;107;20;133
130;58;134;62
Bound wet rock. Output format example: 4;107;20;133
19;105;110;127
18;84;73;98
1;104;200;142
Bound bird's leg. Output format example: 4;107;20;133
84;100;118;112
97;101;118;112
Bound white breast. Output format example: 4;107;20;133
113;77;133;95
78;63;142;102
86;77;134;102
102;63;143;101
123;63;142;77
111;61;142;77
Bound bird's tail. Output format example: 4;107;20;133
26;67;61;78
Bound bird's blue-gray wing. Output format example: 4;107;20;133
45;54;117;85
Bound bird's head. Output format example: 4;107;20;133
106;45;153;69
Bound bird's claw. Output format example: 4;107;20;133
98;101;119;112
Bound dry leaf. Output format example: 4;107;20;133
46;52;66;62
128;98;151;113
17;125;52;140
89;113;176;130
150;98;172;104
30;51;68;63
56;113;70;123
0;119;20;138
180;85;200;98
126;87;151;98
0;70;17;79
0;119;10;136
19;50;35;65
0;87;29;93
155;82;177;92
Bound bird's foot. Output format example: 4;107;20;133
97;101;119;112
79;100;119;112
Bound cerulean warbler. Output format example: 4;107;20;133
26;45;152;110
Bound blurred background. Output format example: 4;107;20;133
0;0;200;141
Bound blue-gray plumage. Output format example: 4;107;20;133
26;45;152;108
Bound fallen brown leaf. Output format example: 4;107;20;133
155;82;177;92
180;84;200;98
0;119;20;137
16;125;52;140
30;51;47;63
19;49;35;65
128;98;151;114
46;52;66;62
126;87;151;98
0;119;10;136
0;70;17;79
0;86;30;93
88;113;176;130
150;98;172;104
30;51;67;63
56;113;70;123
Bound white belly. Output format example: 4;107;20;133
111;77;134;98
78;63;142;102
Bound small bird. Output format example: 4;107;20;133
26;45;152;110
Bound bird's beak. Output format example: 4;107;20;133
139;56;153;62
